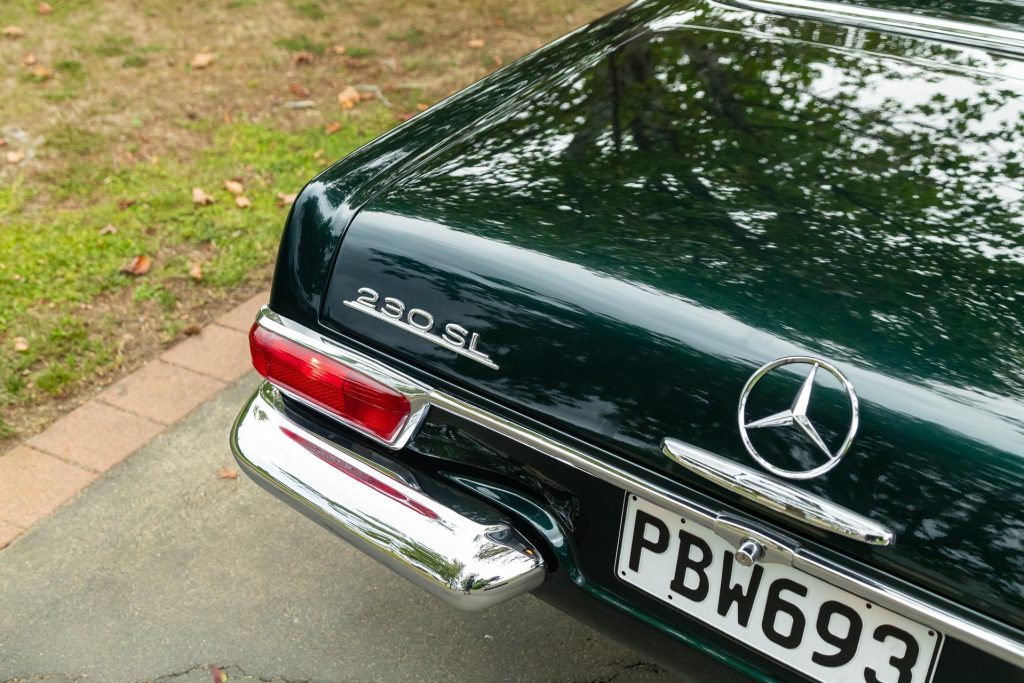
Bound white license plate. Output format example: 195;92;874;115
616;495;943;683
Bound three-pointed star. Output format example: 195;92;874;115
745;363;834;459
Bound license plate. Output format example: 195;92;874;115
616;495;943;683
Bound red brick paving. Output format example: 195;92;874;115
27;400;164;473
97;360;226;425
160;323;252;383
0;445;97;529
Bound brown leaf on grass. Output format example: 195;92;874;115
234;195;251;209
37;2;53;15
190;52;215;69
289;82;310;98
332;45;347;55
416;102;428;112
121;254;152;277
189;262;203;281
275;192;297;207
192;187;215;205
217;467;238;480
467;37;486;49
6;149;26;164
22;53;36;66
99;223;117;235
224;179;244;195
396;112;414;122
337;86;360;110
31;64;52;81
312;148;325;162
324;121;342;135
293;51;314;66
13;337;29;353
117;198;135;210
2;26;25;39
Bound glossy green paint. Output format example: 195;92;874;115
269;0;1024;676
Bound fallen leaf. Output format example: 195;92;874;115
396;112;414;122
120;254;152;277
293;51;314;66
99;223;117;235
312;148;325;161
189;262;203;281
6;149;26;164
468;37;486;49
117;198;135;210
190;52;215;69
2;26;24;39
416;102;428;111
31;64;52;80
324;121;342;135
37;2;53;15
289;82;310;98
183;323;202;336
223;179;244;195
13;337;29;353
337;85;360;110
234;195;251;208
332;45;347;55
276;192;297;207
192;187;215;206
22;53;36;66
217;466;238;480
210;664;229;682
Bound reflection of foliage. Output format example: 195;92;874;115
390;12;1024;398
833;0;1024;30
332;1;1024;627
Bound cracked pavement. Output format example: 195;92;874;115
0;375;742;682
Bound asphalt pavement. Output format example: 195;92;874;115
0;375;741;683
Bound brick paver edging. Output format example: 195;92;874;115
0;291;269;549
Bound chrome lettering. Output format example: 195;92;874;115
342;286;498;370
442;323;468;348
407;308;434;331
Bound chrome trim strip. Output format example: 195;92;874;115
257;307;431;450
722;0;1024;55
342;299;499;370
231;381;545;611
255;308;1024;667
662;438;893;546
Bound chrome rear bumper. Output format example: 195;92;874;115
230;382;545;610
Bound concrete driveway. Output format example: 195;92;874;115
0;375;746;683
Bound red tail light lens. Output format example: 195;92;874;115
249;323;411;444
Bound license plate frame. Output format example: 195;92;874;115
615;493;943;683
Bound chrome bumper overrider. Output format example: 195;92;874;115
230;382;545;610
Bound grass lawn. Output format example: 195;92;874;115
0;0;622;447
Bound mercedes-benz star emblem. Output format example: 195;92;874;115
738;356;859;480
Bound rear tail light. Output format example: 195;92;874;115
248;323;411;444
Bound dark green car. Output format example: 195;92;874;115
231;1;1024;680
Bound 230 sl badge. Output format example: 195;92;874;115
343;287;498;370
